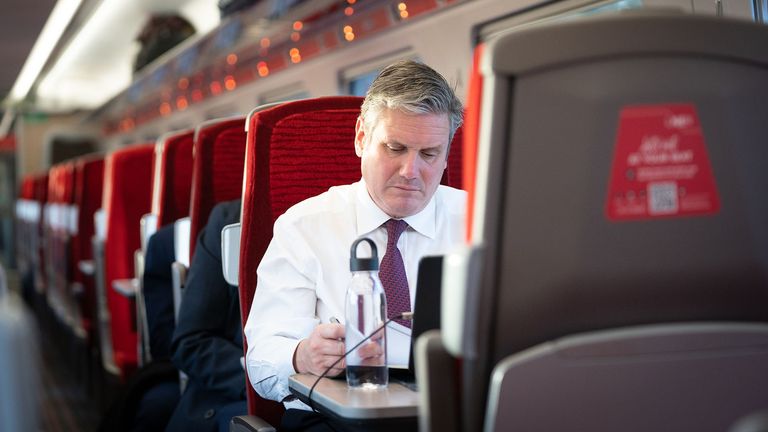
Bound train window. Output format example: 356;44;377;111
205;104;241;120
347;71;379;97
45;135;98;165
259;84;309;105
341;50;419;96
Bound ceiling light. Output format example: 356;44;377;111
8;0;82;103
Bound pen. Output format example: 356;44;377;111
329;316;344;341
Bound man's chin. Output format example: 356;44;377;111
383;199;426;218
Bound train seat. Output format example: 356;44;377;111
153;130;195;229
134;130;194;365
233;96;364;428
71;155;105;346
188;115;248;258
421;12;768;432
97;143;155;380
14;175;37;293
44;162;77;328
30;173;50;304
444;124;464;190
165;116;247;322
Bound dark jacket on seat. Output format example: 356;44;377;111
165;200;245;432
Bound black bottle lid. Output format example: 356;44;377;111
350;237;379;271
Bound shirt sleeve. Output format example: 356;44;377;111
244;213;321;403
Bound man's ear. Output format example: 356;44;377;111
354;117;365;157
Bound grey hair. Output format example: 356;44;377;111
359;60;463;151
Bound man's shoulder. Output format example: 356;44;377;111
436;185;468;209
147;223;175;250
209;199;242;227
278;183;356;223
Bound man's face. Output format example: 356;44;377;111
355;108;450;218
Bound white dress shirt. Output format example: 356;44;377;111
244;179;466;406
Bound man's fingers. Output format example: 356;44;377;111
317;339;344;356
318;323;345;340
356;341;384;359
311;355;345;376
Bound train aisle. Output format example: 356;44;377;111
1;269;101;432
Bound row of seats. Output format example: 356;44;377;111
15;94;464;428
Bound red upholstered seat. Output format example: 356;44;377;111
238;96;363;423
103;143;154;379
19;175;35;200
15;175;36;281
444;125;464;189
72;155;104;344
153;130;194;228
188;116;247;259
32;173;50;295
45;161;77;324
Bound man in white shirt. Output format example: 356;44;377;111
244;60;466;427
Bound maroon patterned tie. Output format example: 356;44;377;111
379;219;411;328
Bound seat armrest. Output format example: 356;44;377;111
229;415;276;432
221;223;241;286
174;217;191;267
112;278;139;298
140;213;158;253
171;261;188;322
416;329;460;432
78;260;95;276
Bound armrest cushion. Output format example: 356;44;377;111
221;223;241;286
229;415;277;432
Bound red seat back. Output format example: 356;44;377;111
444;125;464;189
103;143;154;378
46;161;77;322
19;175;35;199
189;116;247;259
33;173;50;292
72;155;105;343
153;130;194;227
238;96;363;422
15;175;37;277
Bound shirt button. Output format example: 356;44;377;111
204;409;215;419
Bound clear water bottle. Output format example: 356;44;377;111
345;237;388;389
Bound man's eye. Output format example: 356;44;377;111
386;144;405;152
421;150;438;158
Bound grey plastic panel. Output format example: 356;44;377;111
221;222;241;286
485;324;768;432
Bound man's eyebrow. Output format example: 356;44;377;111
384;140;444;150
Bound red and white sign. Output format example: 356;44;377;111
605;104;720;221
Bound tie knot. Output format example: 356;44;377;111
385;219;408;242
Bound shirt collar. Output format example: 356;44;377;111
355;179;437;239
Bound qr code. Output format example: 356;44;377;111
647;182;678;215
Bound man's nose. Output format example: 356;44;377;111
399;151;420;179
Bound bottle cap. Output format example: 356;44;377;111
350;237;379;271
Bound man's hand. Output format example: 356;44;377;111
356;327;385;366
293;323;346;377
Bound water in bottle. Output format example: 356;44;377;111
345;237;388;389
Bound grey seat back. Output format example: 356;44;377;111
446;12;768;431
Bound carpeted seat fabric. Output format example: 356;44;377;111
188;116;247;259
72;155;105;345
154;130;194;228
103;143;154;379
